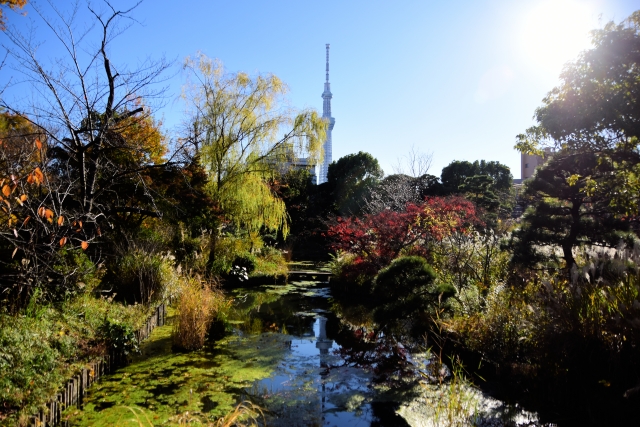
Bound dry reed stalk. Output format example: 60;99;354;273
173;277;223;350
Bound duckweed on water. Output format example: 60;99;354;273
65;310;288;426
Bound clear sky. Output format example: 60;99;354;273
1;0;639;180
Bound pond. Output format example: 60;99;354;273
65;267;540;426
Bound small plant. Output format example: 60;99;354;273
421;358;479;427
97;318;140;356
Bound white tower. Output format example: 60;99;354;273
319;44;335;184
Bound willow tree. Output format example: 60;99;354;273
182;54;326;268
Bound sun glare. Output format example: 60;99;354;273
519;0;597;74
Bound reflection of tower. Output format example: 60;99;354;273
319;44;335;184
315;315;333;423
315;316;334;355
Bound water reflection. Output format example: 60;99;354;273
233;281;408;427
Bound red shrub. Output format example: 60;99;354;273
327;196;481;274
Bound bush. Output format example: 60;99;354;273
232;253;257;274
172;276;228;351
0;294;149;425
253;246;287;278
103;249;175;304
0;313;68;424
96;318;140;357
372;256;454;327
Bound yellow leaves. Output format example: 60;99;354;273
81;241;89;250
566;174;581;187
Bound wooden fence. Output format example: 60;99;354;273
29;302;167;427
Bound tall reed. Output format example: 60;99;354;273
172;276;227;350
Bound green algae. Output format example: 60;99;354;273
65;309;288;426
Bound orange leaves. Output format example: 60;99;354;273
35;139;42;150
26;167;44;186
34;167;44;183
57;216;64;226
81;241;89;250
59;237;67;247
37;206;54;222
2;185;10;197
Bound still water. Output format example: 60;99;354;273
67;277;412;426
228;279;410;426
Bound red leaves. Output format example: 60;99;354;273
327;196;482;272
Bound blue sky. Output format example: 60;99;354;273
1;0;638;179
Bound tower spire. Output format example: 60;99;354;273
319;43;335;184
326;43;330;83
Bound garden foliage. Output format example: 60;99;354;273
327;196;481;281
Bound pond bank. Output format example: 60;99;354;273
64;272;544;426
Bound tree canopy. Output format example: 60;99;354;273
516;11;640;214
510;150;637;269
327;151;383;216
182;54;326;267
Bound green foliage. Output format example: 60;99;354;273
183;54;326;269
96;318;139;356
431;228;512;315
252;246;288;278
515;11;640;214
510;150;637;269
0;312;68;422
103;248;175;304
441;160;512;194
232;253;257;274
52;247;102;295
440;159;514;224
372;256;453;327
0;294;149;424
327;151;384;216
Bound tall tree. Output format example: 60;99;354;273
441;159;513;223
181;54;326;268
510;150;637;269
516;11;640;214
0;1;172;297
327;151;383;216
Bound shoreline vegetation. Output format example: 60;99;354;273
0;2;639;426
